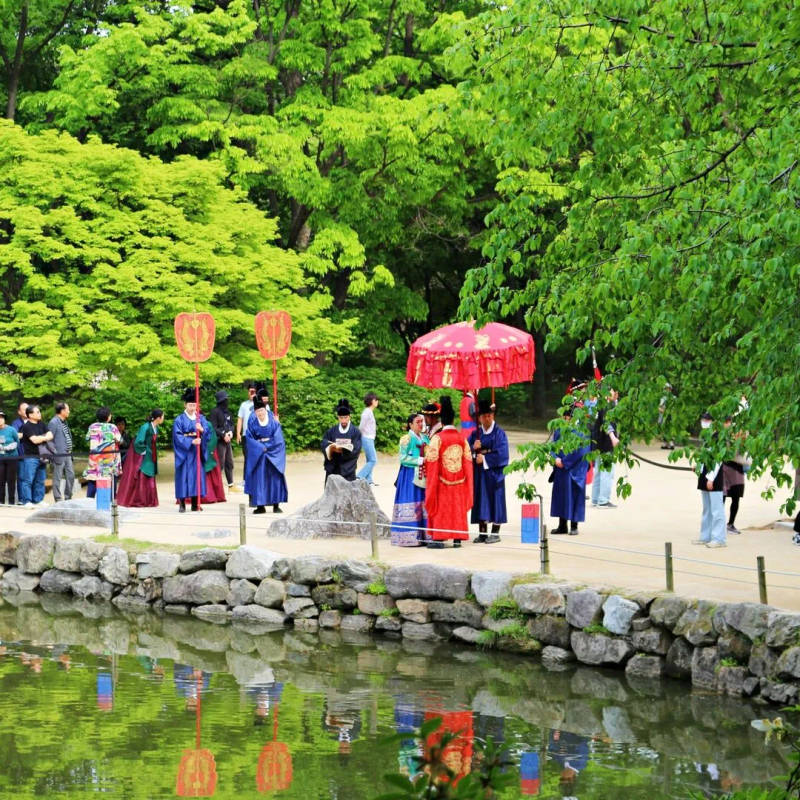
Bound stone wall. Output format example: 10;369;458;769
1;532;798;705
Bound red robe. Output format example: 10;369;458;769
424;427;473;541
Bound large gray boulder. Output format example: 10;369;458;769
358;593;396;616
691;646;719;690
429;600;483;628
39;569;82;593
78;540;107;573
512;583;566;616
748;641;778;678
231;604;288;628
0;532;21;565
775;647;800;680
136;552;180;579
664;637;693;678
311;584;357;610
226;546;282;580
649;596;688;629
98;547;131;585
713;602;770;640
625;654;664;680
673;601;718;646
283;597;317;618
471;571;513;608
266;474;390;538
254;578;285;609
631;627;672;655
566;589;604;629
53;538;85;573
396;599;430;624
71;575;115;600
571;631;634;665
602;595;639;635
527;614;571;649
0;567;40;592
163;570;230;604
541;646;576;670
766;612;800;648
227;579;257;607
192;604;231;625
179;548;228;573
25;498;114;528
16;534;56;573
341;614;376;634
385;564;470;600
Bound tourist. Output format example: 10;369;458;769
115;416;131;463
321;399;362;482
459;390;477;434
549;407;590;535
424;396;472;548
792;511;800;547
48;402;74;502
116;409;163;507
590;388;620;509
421;401;442;438
236;382;257;474
173;388;212;512
244;395;287;514
11;401;27;502
0;410;19;505
722;416;748;535
469;399;508;544
209;389;237;491
356;392;379;486
692;411;726;548
390;412;429;547
84;407;122;500
18;405;54;507
200;426;227;504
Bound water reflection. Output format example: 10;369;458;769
0;593;794;799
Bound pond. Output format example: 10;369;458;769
0;592;793;799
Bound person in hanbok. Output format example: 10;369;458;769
116;409;163;507
424;397;472;548
84;407;122;499
390;413;429;547
550;408;590;535
173;387;212;512
321;399;362;482
469;399;509;544
200;428;227;504
244;395;288;514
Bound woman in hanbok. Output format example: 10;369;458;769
390;413;429;547
84;407;122;499
116;409;163;507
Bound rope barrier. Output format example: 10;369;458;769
628;450;695;471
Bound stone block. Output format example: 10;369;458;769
39;569;82;593
625;654;664;680
631;627;672;655
289;555;336;584
136;552;180;579
0;567;40;592
226;546;282;580
512;583;566;615
311;583;358;610
385;564;470;600
471;571;513;607
649;596;688;630
319;610;343;629
713;602;770;640
163;570;230;605
527;614;571;649
0;532;21;565
674;601;718;646
192;604;231;625
227;579;257;607
375;615;403;634
53;538;85;573
98;547;131;585
16;534;56;573
765;612;800;648
231;605;288;627
179;548;228;573
78;540;106;574
334;560;384;592
401;621;447;641
571;631;633;665
287;582;311;597
358;593;396;616
283;597;317;618
541;646;576;669
717;666;748;696
341;614;375;634
429;599;483;627
664;636;693;678
748;641;778;678
396;598;430;624
775;646;800;680
690;646;719;690
253;577;285;608
566;589;604;628
294;618;319;633
603;595;639;635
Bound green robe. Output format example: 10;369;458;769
132;422;158;477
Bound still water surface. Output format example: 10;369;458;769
0;593;793;799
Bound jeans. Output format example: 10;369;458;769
357;437;377;483
52;457;75;501
18;458;46;504
591;459;615;505
700;491;726;543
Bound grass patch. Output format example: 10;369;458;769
498;622;529;641
379;607;400;618
487;596;524;622
91;535;204;554
366;580;387;595
476;630;498;650
582;623;612;636
719;657;745;668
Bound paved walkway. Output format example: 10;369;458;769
2;431;798;610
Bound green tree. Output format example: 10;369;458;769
0;121;351;396
452;0;800;505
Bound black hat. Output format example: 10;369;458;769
439;396;455;426
477;399;496;415
215;390;228;403
421;402;441;415
701;411;713;421
182;387;198;403
335;398;353;416
253;396;267;410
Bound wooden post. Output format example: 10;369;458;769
538;494;549;575
239;503;247;545
111;500;119;538
664;542;674;592
757;556;768;604
369;512;378;560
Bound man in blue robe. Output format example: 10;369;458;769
173;387;212;512
469;399;509;544
244;396;288;514
550;409;590;535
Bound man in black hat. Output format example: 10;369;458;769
421;402;442;439
468;400;509;543
321;399;362;482
209;390;237;491
173;387;212;512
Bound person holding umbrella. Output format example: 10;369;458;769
469;399;509;544
173;387;212;512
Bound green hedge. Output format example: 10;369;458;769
50;368;534;455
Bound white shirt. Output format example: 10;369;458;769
359;407;376;439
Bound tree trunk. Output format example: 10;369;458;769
5;1;29;120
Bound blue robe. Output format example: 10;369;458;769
549;428;590;522
173;412;211;499
244;411;288;506
469;424;509;524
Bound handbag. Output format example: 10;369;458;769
38;440;57;464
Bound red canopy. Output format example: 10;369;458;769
406;321;535;390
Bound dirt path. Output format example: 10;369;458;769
2;430;798;610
